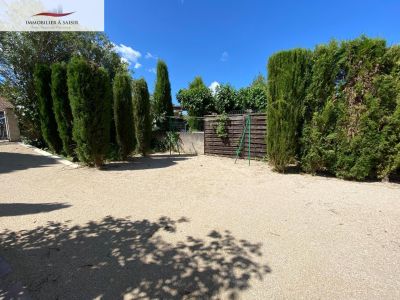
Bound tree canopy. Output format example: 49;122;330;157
0;32;122;143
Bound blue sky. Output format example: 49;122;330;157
106;0;400;103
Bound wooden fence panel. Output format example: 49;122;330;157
204;113;267;159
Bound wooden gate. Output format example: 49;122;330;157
204;113;267;159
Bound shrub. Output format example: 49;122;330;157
67;57;112;167
34;64;62;153
153;60;173;131
214;84;237;114
215;113;229;139
165;131;182;154
300;36;400;180
51;62;74;156
176;76;214;131
132;78;152;155
113;70;135;159
266;49;312;172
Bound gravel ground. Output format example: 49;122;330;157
1;142;400;299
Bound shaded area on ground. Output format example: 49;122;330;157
0;203;71;217
0;216;270;299
0;151;57;174
103;154;195;171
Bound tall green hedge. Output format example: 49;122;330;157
300;36;400;180
34;64;62;153
67;57;112;167
51;62;74;156
266;49;312;172
113;70;135;159
153;60;173;130
132;78;152;155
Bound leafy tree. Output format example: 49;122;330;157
267;49;312;172
113;70;135;159
301;41;342;174
214;84;237;114
132;78;152;155
0;32;122;143
300;36;400;180
51;62;74;156
67;57;112;167
236;75;268;111
153;60;173;130
176;76;214;131
33;64;62;153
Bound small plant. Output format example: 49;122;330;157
166;131;182;154
215;113;229;139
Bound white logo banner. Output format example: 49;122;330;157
0;0;104;31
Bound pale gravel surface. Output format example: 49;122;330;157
1;142;400;299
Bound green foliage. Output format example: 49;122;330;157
113;70;135;159
67;57;112;167
214;84;237;114
165;131;182;154
177;76;214;116
301;100;338;174
300;36;400;180
176;76;213;131
0;32;122;142
33;64;62;153
132;78;152;155
153;60;173;131
51;62;74;156
215;113;229;139
267;49;312;172
236;75;268;111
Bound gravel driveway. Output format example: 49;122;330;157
1;142;400;299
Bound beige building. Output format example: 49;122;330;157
0;97;20;142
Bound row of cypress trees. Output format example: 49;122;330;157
34;57;152;168
266;36;400;181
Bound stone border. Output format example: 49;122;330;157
18;142;80;169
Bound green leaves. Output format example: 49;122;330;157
113;70;135;159
51;62;74;157
300;37;400;180
132;78;152;156
34;64;62;153
67;57;112;167
267;49;312;172
0;32;122;142
177;77;214;117
153;60;173;131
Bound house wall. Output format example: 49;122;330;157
5;108;20;141
179;132;204;155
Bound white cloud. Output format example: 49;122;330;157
148;68;156;74
209;81;220;95
145;52;157;59
220;51;229;62
113;43;141;67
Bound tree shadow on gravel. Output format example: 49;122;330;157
103;155;193;171
0;203;71;217
0;152;57;174
0;216;270;299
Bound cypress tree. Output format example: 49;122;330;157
153;60;173;130
34;64;62;153
67;57;112;167
51;62;74;156
132;78;152;155
113;70;135;159
266;49;312;172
